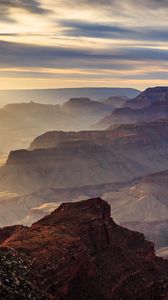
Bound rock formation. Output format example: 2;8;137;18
0;98;113;153
100;95;128;108
0;247;39;299
2;120;168;195
124;87;168;109
1;198;168;300
92;87;168;129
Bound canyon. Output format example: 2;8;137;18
0;97;114;153
0;116;168;254
0;87;168;298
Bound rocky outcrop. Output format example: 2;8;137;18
30;120;168;150
92;87;168;129
0;225;27;244
93;101;168;129
121;219;168;250
0;247;39;299
29;130;105;150
124;87;168;109
1;198;168;300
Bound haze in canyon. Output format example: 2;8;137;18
0;0;168;299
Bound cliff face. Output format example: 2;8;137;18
2;120;168;195
93;87;168;129
93;100;168;129
1;198;168;300
103;169;168;224
101;169;168;252
121;219;168;251
124;87;168;109
30;120;168;150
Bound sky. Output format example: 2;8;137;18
0;0;167;90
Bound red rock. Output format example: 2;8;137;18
1;198;168;299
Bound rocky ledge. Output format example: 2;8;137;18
0;198;168;299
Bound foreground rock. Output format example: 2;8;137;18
1;198;168;300
0;247;39;299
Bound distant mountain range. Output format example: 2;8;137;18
0;87;140;106
2;87;167;154
0;98;114;153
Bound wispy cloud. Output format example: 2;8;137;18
0;0;167;89
0;0;49;22
62;0;168;9
61;20;168;41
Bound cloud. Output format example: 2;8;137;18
118;71;168;80
61;20;168;41
62;21;134;38
62;0;168;8
0;0;167;89
0;40;167;71
0;0;49;22
140;0;168;8
0;33;19;36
